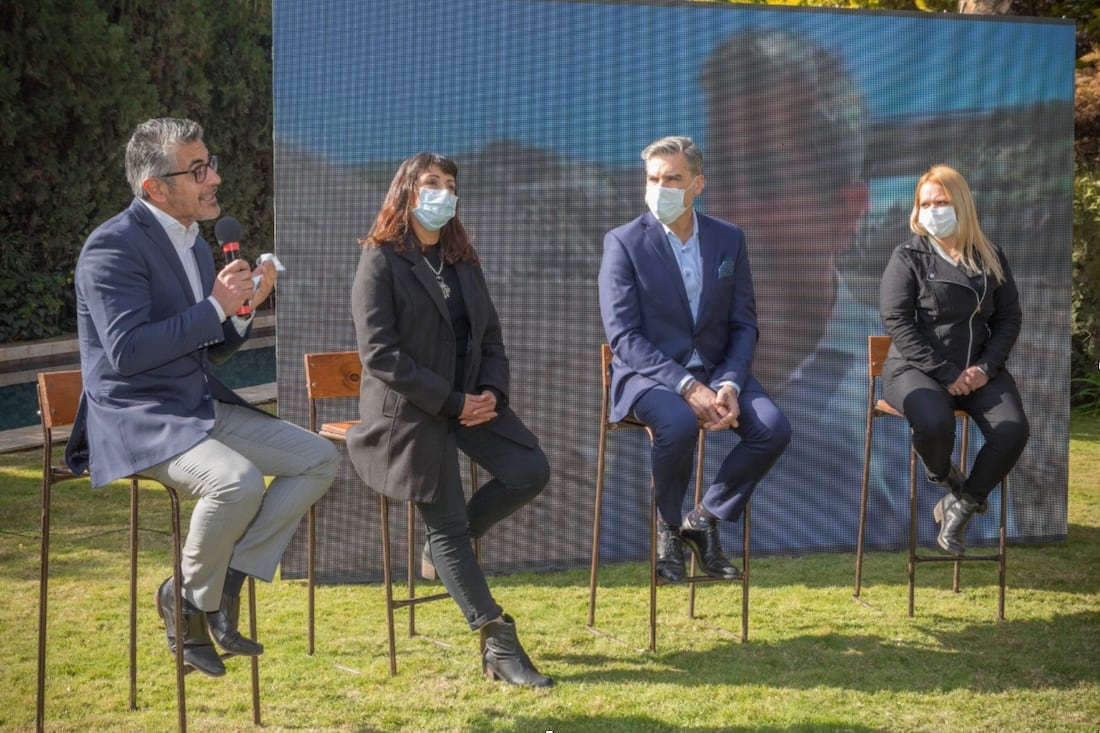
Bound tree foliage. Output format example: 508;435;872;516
0;0;272;342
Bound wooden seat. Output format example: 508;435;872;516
854;335;1007;619
35;370;260;733
587;344;749;651
303;351;480;675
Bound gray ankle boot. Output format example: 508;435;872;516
933;494;980;555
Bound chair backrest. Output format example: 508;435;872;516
303;352;361;433
304;351;361;399
37;370;83;431
867;335;892;380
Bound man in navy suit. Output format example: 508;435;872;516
598;136;791;582
66;118;338;677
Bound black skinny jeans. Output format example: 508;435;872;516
882;364;1029;501
415;424;550;630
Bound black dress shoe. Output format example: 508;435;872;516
656;524;687;583
208;592;264;656
156;577;226;677
680;516;742;579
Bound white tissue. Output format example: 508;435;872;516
252;253;287;290
257;253;287;272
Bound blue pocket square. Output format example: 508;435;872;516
718;258;736;278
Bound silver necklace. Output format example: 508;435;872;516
422;251;451;299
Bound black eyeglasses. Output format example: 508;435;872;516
160;155;218;184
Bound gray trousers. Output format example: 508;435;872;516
145;401;339;611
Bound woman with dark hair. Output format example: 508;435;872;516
880;164;1029;555
346;153;552;687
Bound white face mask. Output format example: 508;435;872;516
645;181;694;226
919;205;958;238
412;187;458;231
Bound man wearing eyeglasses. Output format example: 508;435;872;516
65;117;338;677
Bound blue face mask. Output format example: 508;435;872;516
412;187;458;231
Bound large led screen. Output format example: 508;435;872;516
273;0;1074;582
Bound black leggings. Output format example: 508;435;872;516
882;365;1029;501
416;426;550;630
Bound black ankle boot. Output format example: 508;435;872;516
156;577;225;677
480;615;553;688
208;593;264;656
934;494;979;555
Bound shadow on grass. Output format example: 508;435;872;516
555;609;1100;694
449;713;877;733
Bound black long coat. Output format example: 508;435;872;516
345;243;537;503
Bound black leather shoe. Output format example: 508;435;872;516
156;577;226;677
208;592;263;656
656;524;687;583
680;516;742;579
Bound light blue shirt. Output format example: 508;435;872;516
659;211;737;395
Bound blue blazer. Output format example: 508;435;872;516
598;210;759;422
66;199;253;487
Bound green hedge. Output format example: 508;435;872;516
0;0;272;342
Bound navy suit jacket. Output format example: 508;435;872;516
598;210;759;422
66;199;253;487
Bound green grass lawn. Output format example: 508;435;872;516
2;414;1098;732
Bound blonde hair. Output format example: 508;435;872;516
909;164;1005;283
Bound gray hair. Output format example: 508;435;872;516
125;118;204;198
699;28;865;190
641;136;704;177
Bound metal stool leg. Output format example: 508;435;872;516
587;420;610;628
307;504;316;655
35;475;51;733
855;399;876;599
998;476;1007;621
406;503;417;638
129;480;139;711
648;475;658;653
248;578;261;724
380;494;398;676
741;503;751;642
687;428;705;619
907;446;918;618
165;486;188;733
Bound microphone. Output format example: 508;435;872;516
214;216;252;321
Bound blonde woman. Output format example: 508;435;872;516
879;165;1029;555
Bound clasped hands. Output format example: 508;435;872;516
460;390;498;427
684;381;740;431
947;366;988;397
212;258;278;316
